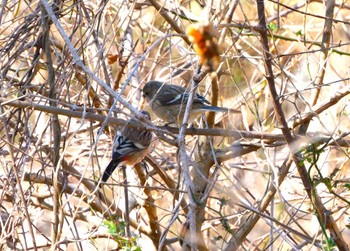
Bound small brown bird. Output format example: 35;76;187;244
101;111;152;182
142;80;237;125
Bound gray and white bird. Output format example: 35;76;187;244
142;80;238;125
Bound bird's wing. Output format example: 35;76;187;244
112;136;146;160
158;86;210;106
193;93;210;105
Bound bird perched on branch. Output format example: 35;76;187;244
101;111;153;183
142;80;238;125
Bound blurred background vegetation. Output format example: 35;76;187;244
1;0;350;250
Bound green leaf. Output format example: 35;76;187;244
296;30;303;36
344;183;350;190
267;23;278;31
103;220;118;235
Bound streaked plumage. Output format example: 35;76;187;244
101;111;152;182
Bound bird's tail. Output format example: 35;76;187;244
101;160;119;182
203;105;240;113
